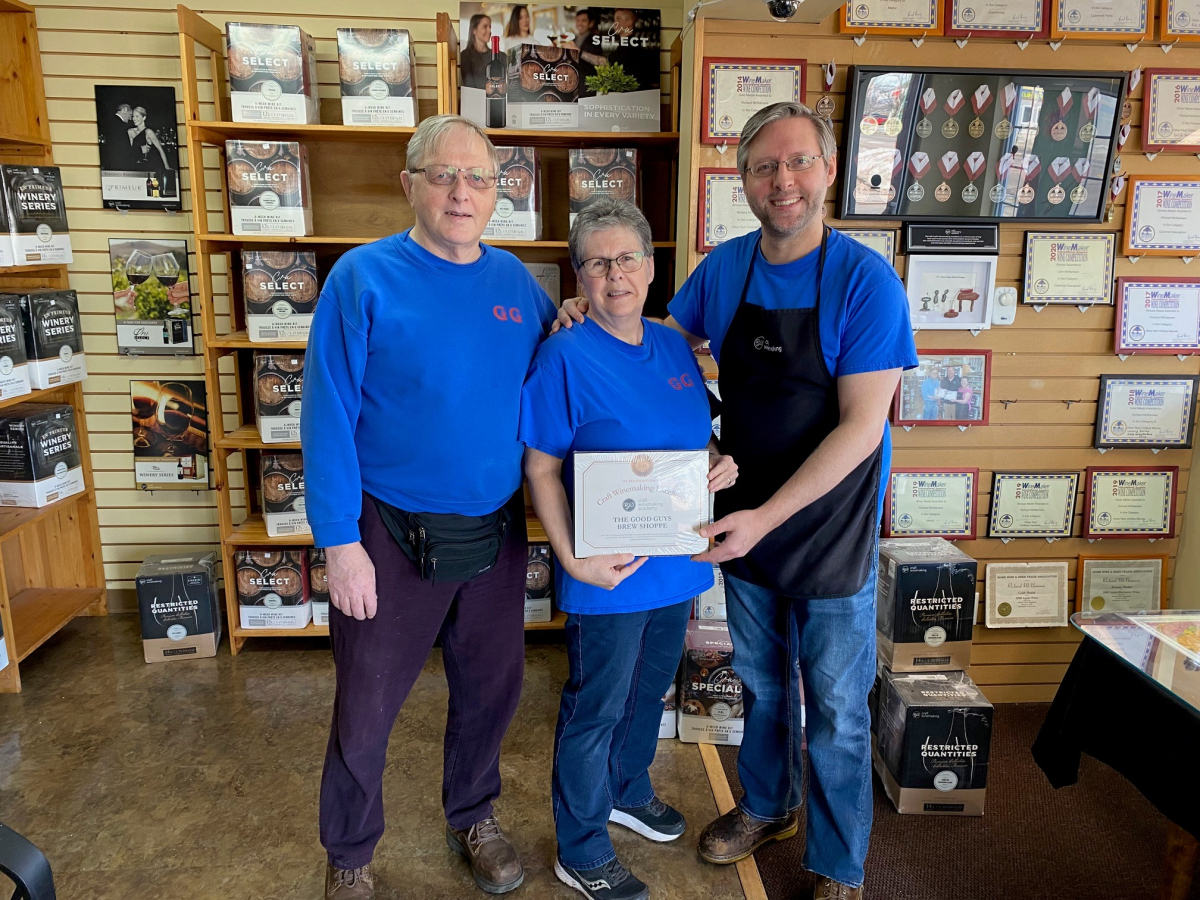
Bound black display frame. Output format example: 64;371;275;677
838;65;1127;224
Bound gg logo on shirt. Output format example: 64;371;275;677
668;373;695;391
493;306;524;323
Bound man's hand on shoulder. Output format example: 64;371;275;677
550;297;589;334
326;541;378;620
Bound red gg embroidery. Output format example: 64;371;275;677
668;373;695;391
493;306;524;323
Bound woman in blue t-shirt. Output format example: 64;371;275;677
520;199;738;900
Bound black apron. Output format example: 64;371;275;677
717;228;883;600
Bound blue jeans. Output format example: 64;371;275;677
723;561;878;888
552;600;692;870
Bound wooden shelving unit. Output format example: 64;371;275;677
0;1;107;692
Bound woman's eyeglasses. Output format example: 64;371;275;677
410;164;497;190
746;154;823;178
579;252;646;278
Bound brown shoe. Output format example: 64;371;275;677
814;876;863;900
324;863;374;900
446;816;525;894
697;807;799;864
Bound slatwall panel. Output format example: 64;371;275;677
30;0;683;603
678;15;1200;701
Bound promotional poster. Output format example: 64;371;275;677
110;239;193;355
131;380;209;490
94;86;181;211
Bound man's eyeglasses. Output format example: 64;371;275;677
746;154;823;178
409;164;497;189
579;252;646;278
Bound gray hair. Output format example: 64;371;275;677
568;198;654;271
736;102;836;176
406;114;499;173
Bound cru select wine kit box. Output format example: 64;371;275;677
484;147;542;241
16;290;87;389
136;552;222;663
225;22;319;124
242;250;319;342
524;544;553;624
309;548;329;626
0;404;85;507
225;141;313;236
0;165;73;265
568;149;638;226
677;620;744;745
337;28;417;126
235;549;311;629
261;452;308;537
254;352;304;444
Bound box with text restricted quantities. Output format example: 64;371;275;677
136;552;222;663
677;621;743;745
0;403;85;508
236;549;311;629
226;22;319;124
309;548;329;626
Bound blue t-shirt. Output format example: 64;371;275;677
519;317;716;615
667;228;918;521
302;230;556;547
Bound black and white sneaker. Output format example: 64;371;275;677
608;796;686;842
554;856;650;900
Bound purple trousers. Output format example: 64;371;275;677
319;494;528;869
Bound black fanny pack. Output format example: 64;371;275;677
373;498;510;584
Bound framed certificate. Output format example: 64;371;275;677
1115;277;1200;354
1124;177;1200;256
841;0;943;33
1084;466;1178;539
905;254;997;330
885;468;978;539
840;229;897;264
1023;232;1115;306
1050;0;1153;39
1077;554;1168;615
702;58;805;145
1161;0;1200;42
697;168;758;253
988;471;1079;538
984;561;1070;628
944;0;1050;37
1142;70;1200;154
893;351;991;426
1094;375;1199;448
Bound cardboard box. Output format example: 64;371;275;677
694;565;726;620
523;262;560;306
337;28;416;126
0;295;31;402
509;44;582;104
225;141;313;236
242;250;319;342
16;290;86;389
524;543;553;624
236;549;311;629
659;680;677;739
568;149;638;226
226;22;319;124
0;403;85;508
874;668;993;816
0;165;73;264
309;548;329;626
484;147;542;241
136;551;222;663
877;538;977;673
254;352;303;444
261;452;308;537
677;620;743;745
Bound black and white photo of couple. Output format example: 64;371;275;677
94;85;181;210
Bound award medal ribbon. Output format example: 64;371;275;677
936;150;960;202
1047;156;1071;205
1117;122;1131;151
1018;153;1041;205
907;151;931;201
1071;158;1091;204
969;85;992;139
1050;87;1074;142
816;62;836;118
917;87;936;138
942;89;965;138
1122;68;1141;121
996;82;1017;139
963;151;986;203
991;152;1016;203
1078;87;1101;143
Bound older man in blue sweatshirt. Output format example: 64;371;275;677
303;115;555;900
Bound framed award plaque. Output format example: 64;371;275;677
893;351;991;426
1050;0;1154;40
1023;232;1115;306
697;168;758;252
1142;70;1200;154
884;468;979;539
702;58;805;145
985;561;1070;628
840;229;897;264
988;471;1080;539
944;0;1050;38
1115;277;1200;355
1094;375;1199;449
1083;466;1178;539
1160;0;1200;42
1077;554;1168;615
1124;178;1200;257
841;0;943;34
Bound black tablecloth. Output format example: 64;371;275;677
1033;634;1200;840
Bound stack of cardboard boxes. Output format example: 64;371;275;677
675;564;744;746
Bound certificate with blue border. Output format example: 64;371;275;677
988;472;1079;538
886;468;977;539
840;229;897;264
1084;466;1177;539
1095;375;1199;448
1124;179;1200;255
1023;232;1115;305
702;58;805;145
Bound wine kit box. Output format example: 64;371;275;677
0;404;85;507
136;552;222;663
873;668;994;816
225;141;313;236
261;452;308;537
254;352;304;444
568;149;639;226
523;262;560;306
659;681;677;739
337;28;417;126
1;166;73;264
243;250;319;342
694;564;726;620
308;548;329;626
509;44;582;104
877;538;977;673
235;549;311;629
483;147;542;241
0;295;31;402
677;620;744;745
226;22;319;124
16;290;87;389
524;543;553;624
0;189;12;267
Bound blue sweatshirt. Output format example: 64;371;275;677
301;230;555;547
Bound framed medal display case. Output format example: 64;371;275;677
839;67;1126;223
943;0;1051;39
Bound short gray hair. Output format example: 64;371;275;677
736;102;836;177
406;114;499;173
567;198;653;271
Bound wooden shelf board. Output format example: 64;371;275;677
525;611;567;630
527;512;548;544
227;514;314;546
0;264;65;278
198;233;675;251
208;330;307;353
0;0;35;13
0;489;93;544
217;423;299;452
0;383;78;413
10;586;106;662
0;129;49;149
231;613;564;638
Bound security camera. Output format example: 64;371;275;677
765;0;802;20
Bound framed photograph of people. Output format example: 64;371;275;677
1142;70;1200;153
841;0;943;34
1160;0;1200;42
893;351;991;426
1115;277;1200;355
93;85;181;211
839;229;897;264
1124;177;1200;256
1083;466;1178;539
1050;0;1153;40
1077;554;1168;615
1023;232;1115;306
884;468;979;539
1094;375;1199;449
702;58;805;145
984;561;1070;628
944;0;1050;37
905;254;997;329
988;471;1080;539
697;168;758;252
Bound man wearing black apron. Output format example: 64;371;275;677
557;102;916;899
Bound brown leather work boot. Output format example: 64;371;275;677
814;876;863;899
446;816;525;894
697;807;799;864
324;862;375;900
